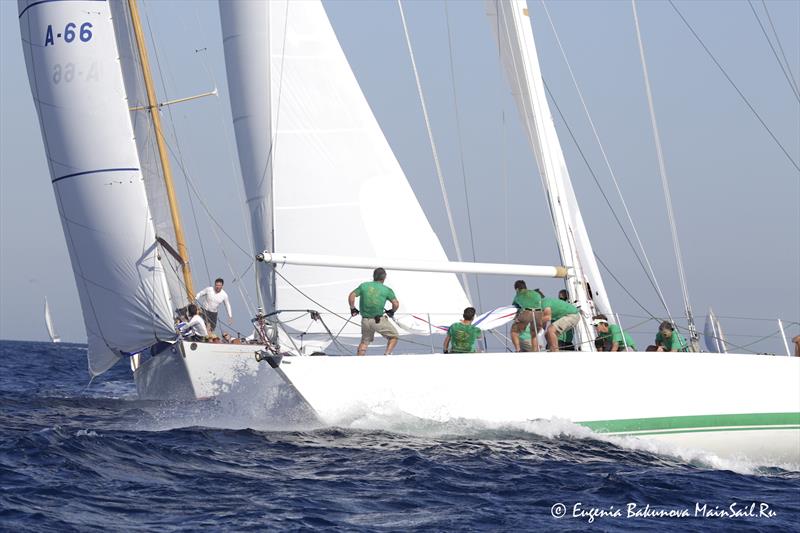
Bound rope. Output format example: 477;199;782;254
666;0;800;173
746;0;800;102
396;0;472;302
632;0;699;348
443;0;482;309
540;0;672;320
760;0;800;94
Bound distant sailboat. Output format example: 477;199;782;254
44;298;61;343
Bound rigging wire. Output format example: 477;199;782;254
396;0;472;302
760;0;800;94
540;0;672;320
666;0;800;173
544;82;670;318
631;0;699;349
746;0;800;102
443;0;483;309
141;4;212;286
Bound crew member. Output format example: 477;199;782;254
540;295;580;352
444;307;482;354
510;280;543;352
593;314;636;351
348;268;399;356
195;278;232;333
180;304;208;342
655;321;689;352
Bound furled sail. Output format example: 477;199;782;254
109;0;189;311
220;0;470;337
44;298;61;343
487;0;612;349
703;307;728;353
19;0;176;374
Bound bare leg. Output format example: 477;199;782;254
357;342;368;356
511;323;522;351
546;325;560;352
385;337;398;355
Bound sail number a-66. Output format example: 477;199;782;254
44;23;93;46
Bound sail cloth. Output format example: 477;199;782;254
19;0;176;375
220;0;471;337
486;0;613;347
109;0;189;312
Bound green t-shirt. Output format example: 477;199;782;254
558;327;574;344
542;297;578;322
513;289;542;310
655;330;688;352
447;322;481;353
354;281;396;317
598;324;636;350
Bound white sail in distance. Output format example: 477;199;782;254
487;0;613;348
220;0;470;337
19;0;176;374
44;298;61;343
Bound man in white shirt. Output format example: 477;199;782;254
180;304;208;341
195;278;232;333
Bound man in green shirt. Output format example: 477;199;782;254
510;280;543;352
557;290;575;351
444;307;482;354
655;321;688;352
348;267;400;356
541;296;580;352
592;314;636;351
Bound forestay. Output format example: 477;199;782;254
220;0;470;337
19;0;176;374
487;0;613;348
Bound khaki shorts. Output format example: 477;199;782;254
361;316;398;343
551;313;580;335
512;309;543;333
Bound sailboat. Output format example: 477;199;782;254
18;0;799;464
44;298;61;343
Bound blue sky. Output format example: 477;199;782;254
1;0;798;353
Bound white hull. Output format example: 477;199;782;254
135;346;800;465
134;341;281;400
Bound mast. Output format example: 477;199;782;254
127;0;194;301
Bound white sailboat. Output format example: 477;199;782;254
217;0;799;464
44;298;60;343
18;0;799;465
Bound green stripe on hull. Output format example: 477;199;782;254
578;412;800;435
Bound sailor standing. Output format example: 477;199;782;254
348;268;400;356
195;278;232;333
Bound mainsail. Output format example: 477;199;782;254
487;0;612;348
44;298;61;343
220;0;471;336
19;0;176;374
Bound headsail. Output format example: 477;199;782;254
220;0;470;337
44;298;61;343
109;0;190;312
487;0;612;349
19;0;176;374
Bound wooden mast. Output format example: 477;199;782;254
127;0;195;301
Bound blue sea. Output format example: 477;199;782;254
1;340;798;531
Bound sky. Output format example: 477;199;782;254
1;0;798;354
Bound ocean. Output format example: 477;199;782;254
1;340;798;531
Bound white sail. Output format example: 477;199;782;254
487;0;612;348
19;0;176;374
109;0;189;311
220;0;470;337
44;298;61;343
704;307;728;353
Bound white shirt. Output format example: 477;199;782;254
196;287;232;318
181;315;208;338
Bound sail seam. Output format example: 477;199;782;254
52;167;139;183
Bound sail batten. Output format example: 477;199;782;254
19;0;176;374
